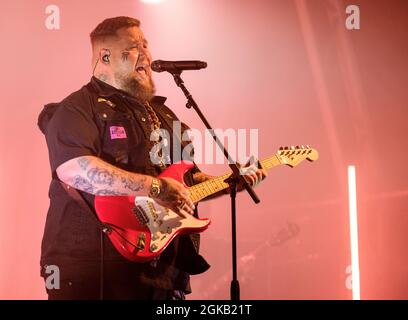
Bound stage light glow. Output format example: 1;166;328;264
348;165;361;300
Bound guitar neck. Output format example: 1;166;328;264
189;155;281;203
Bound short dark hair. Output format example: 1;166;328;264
90;16;140;45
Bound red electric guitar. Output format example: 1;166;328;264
94;145;319;262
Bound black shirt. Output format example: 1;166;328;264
38;77;209;291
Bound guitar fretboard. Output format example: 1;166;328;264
188;155;281;203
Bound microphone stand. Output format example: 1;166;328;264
170;70;260;300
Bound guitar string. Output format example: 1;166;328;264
189;155;282;202
189;148;313;201
189;150;310;202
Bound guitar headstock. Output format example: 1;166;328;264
277;145;319;168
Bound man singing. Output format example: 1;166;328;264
38;16;266;300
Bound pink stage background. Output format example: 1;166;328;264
0;0;407;299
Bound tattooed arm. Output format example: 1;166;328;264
56;155;195;216
56;156;151;196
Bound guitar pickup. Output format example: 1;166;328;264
132;205;149;225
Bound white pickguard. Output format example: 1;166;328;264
134;196;209;252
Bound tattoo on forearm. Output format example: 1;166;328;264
78;157;90;170
70;159;148;195
95;189;128;196
87;167;115;186
120;176;146;192
72;175;94;194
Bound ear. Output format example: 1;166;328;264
99;48;111;63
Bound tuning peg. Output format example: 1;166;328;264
291;146;295;150
295;145;300;149
284;146;289;150
306;145;310;149
279;146;284;151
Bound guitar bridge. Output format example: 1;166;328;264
132;205;149;225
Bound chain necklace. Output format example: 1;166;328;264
144;101;161;130
144;101;169;169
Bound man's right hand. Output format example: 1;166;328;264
153;177;195;218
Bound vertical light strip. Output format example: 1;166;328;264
348;165;361;300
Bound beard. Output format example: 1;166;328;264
114;71;156;103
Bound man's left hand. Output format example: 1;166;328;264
237;161;268;189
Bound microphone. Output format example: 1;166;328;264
151;60;207;73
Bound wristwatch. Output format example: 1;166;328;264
149;178;161;198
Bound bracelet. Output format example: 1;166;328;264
149;178;161;198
